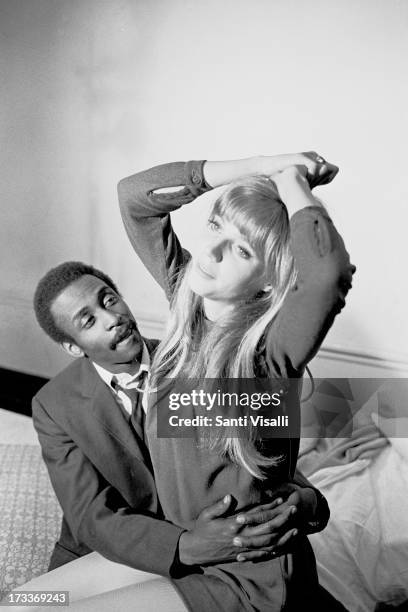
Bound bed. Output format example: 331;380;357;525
299;379;408;611
0;408;62;598
1;380;407;610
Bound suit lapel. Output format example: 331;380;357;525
79;359;147;463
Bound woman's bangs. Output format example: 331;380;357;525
213;192;282;260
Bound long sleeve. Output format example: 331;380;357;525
118;160;355;376
292;468;330;533
266;206;355;377
118;160;212;299
32;396;185;577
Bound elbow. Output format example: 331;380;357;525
75;506;97;546
315;251;356;304
117;177;142;223
117;175;150;221
305;259;356;325
331;259;356;307
338;263;356;306
117;177;131;212
324;271;355;317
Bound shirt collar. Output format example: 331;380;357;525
92;343;150;389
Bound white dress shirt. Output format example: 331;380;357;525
92;343;151;415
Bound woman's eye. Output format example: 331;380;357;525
237;246;251;259
208;218;220;231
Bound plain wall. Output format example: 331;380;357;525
1;0;407;377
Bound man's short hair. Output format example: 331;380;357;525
33;261;120;344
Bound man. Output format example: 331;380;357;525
32;261;329;584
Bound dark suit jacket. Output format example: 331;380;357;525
32;337;184;576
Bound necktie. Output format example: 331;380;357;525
111;370;149;439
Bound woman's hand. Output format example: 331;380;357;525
270;165;316;216
258;151;338;189
270;160;338;216
301;151;339;188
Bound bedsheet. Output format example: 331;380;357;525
299;381;408;611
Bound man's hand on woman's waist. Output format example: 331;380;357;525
177;493;299;566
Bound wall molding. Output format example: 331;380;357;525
136;312;408;375
1;296;406;376
318;344;408;373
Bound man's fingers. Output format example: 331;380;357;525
235;498;284;526
275;527;298;549
237;502;295;529
251;507;296;536
234;534;278;549
238;498;283;516
199;494;233;521
236;528;299;561
234;509;296;546
237;507;296;541
236;549;275;562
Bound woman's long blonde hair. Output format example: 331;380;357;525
151;176;298;478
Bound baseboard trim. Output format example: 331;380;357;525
1;317;406;410
0;368;49;417
136;313;408;374
318;345;408;373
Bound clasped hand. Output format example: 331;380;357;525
178;484;318;566
261;151;339;189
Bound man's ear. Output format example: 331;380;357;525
61;341;85;359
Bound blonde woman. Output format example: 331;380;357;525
114;153;355;611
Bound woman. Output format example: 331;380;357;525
13;153;351;612
114;152;355;611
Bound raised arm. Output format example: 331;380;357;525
118;160;211;299
267;165;356;376
117;153;332;299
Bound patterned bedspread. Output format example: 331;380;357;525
0;441;61;597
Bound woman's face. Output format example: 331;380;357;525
189;214;267;304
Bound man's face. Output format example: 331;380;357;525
51;274;143;373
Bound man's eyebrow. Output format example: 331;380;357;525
97;285;114;301
96;285;119;306
72;306;90;325
72;287;109;325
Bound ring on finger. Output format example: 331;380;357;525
315;155;325;164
